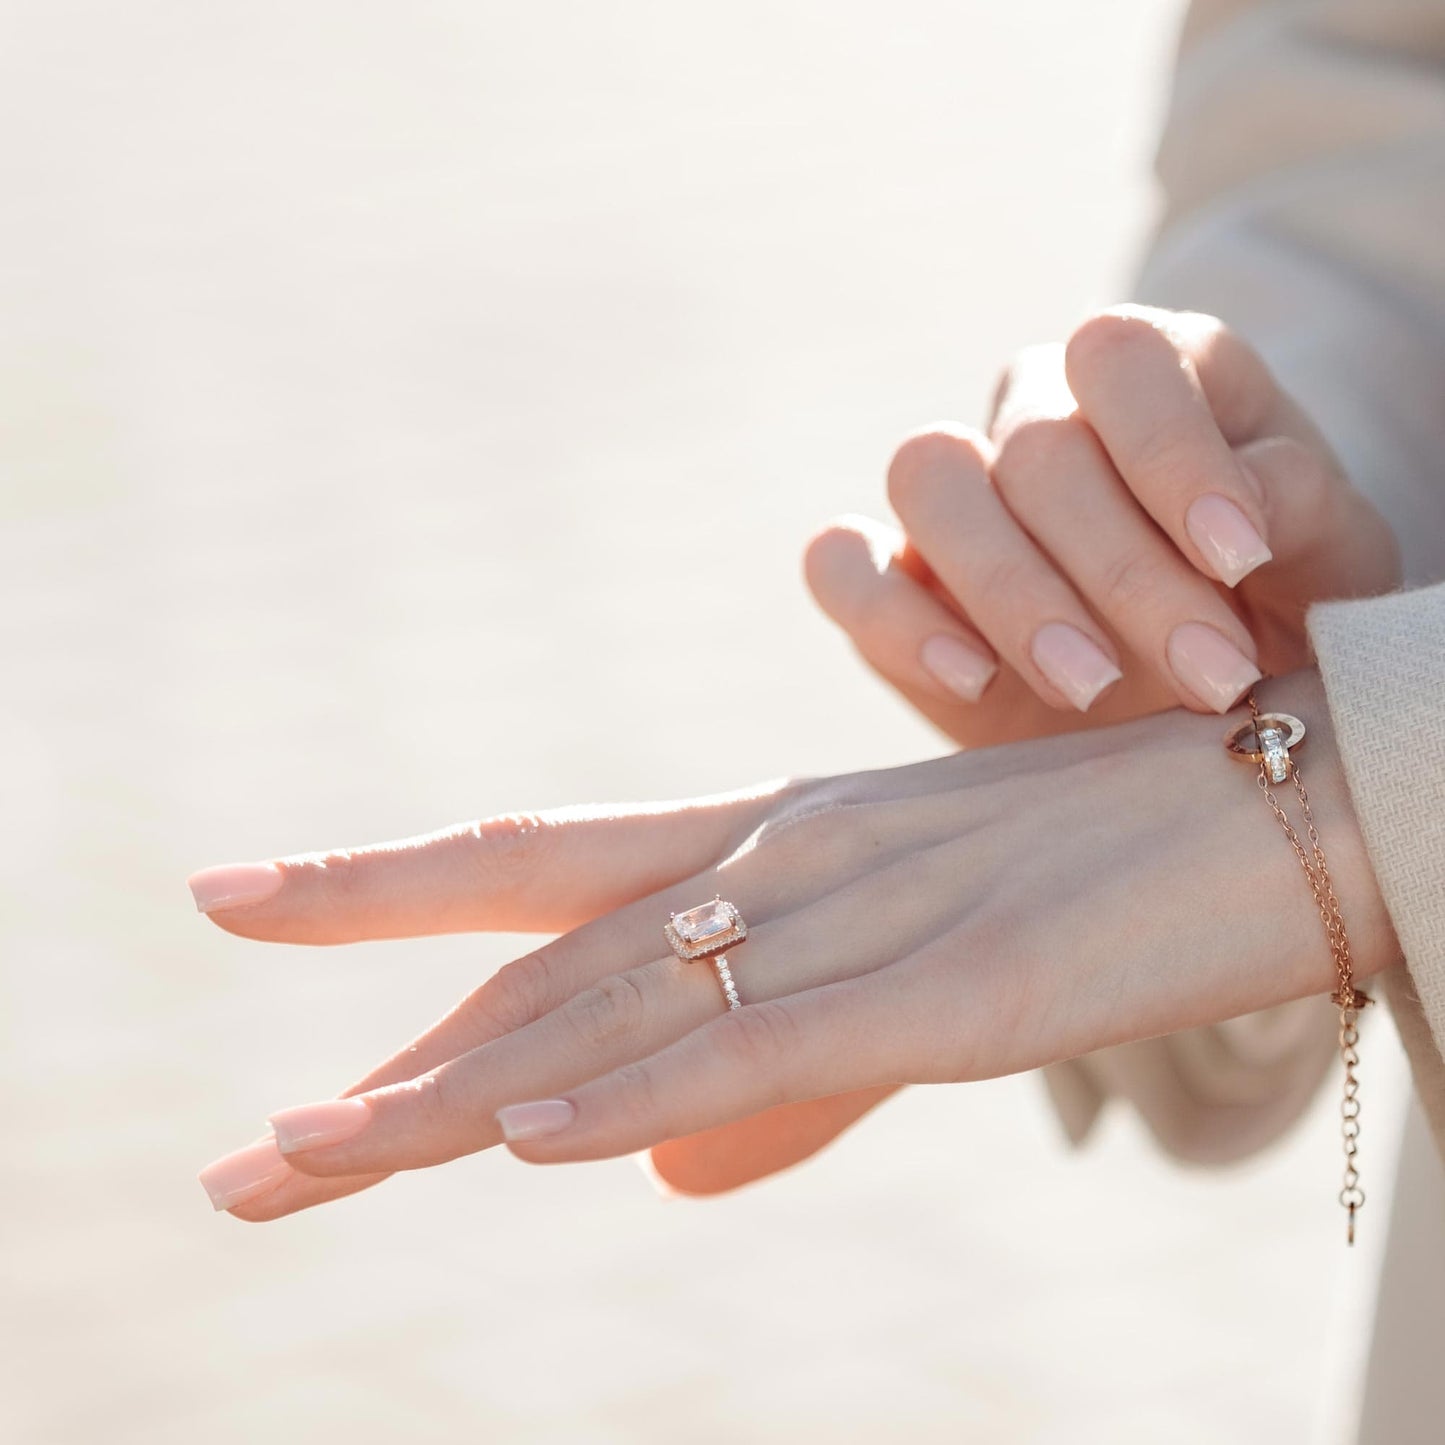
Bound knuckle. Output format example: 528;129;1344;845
461;811;555;887
464;947;561;1039
1094;546;1171;614
609;1058;666;1130
1065;305;1166;380
990;341;1072;429
566;971;650;1051
716;999;802;1074
1125;419;1197;487
404;1068;455;1134
1190;317;1269;405
1166;308;1229;350
992;414;1096;500
973;549;1039;608
886;428;986;518
741;777;887;875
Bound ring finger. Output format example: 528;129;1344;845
265;837;971;1180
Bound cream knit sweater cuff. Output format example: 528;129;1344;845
1307;581;1445;1168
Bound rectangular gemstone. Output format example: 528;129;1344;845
672;899;734;944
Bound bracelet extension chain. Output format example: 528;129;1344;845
1224;688;1373;1246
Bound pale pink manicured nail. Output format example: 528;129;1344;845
188;862;284;913
920;634;997;703
268;1097;371;1153
1184;493;1272;587
495;1099;576;1141
197;1136;292;1212
1030;622;1123;711
1167;622;1263;713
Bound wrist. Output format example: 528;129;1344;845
1236;668;1401;985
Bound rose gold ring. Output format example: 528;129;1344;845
664;896;747;1011
1224;711;1306;783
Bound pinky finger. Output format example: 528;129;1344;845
495;968;928;1164
804;515;999;704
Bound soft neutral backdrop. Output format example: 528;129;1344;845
0;3;1412;1442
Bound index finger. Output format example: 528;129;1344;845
187;782;790;945
1063;306;1276;588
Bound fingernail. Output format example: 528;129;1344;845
1184;493;1272;587
1167;622;1263;713
197;1135;292;1212
495;1098;576;1141
1030;622;1123;712
188;862;284;913
268;1097;371;1153
919;634;997;703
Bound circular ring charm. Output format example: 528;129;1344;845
1224;711;1306;783
664;896;747;1011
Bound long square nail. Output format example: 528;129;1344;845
268;1098;371;1153
198;1136;292;1211
1185;494;1272;587
1030;622;1123;712
188;862;283;913
1167;622;1262;712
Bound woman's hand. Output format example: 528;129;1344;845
805;306;1401;747
695;306;1402;1197
195;669;1397;1222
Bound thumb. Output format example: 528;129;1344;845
644;1084;902;1196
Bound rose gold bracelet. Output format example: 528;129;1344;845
1224;689;1372;1246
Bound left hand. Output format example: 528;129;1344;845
195;669;1395;1222
804;307;1399;744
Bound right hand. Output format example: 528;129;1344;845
803;306;1401;748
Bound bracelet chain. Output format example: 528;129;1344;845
1245;690;1371;1246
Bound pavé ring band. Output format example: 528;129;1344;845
664;896;747;1011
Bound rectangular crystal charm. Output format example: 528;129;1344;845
1259;727;1290;783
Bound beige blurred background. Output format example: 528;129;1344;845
0;3;1415;1442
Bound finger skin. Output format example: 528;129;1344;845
190;786;784;945
802;515;1171;749
1063;306;1274;585
218;913;714;1217
273;954;718;1177
499;968;936;1165
272;838;968;1179
209;776;917;1219
235;1082;905;1215
218;900;738;1219
646;1084;902;1195
804;515;999;705
886;426;1124;712
989;410;1261;713
1235;434;1401;609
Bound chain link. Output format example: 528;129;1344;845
1245;691;1371;1246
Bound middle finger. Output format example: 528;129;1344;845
265;832;977;1181
991;409;1264;713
